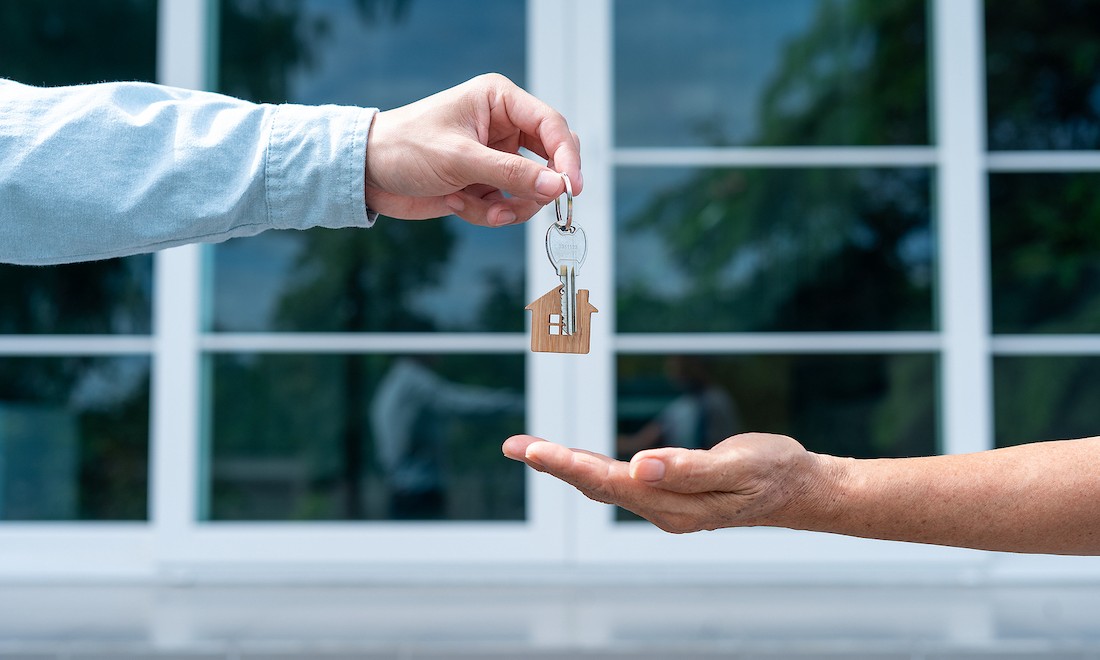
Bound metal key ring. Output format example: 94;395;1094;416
554;172;573;232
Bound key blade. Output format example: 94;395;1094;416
559;263;577;335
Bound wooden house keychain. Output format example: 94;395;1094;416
526;173;597;354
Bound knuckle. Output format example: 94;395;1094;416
501;156;529;187
475;72;509;89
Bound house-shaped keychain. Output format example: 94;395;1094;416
525;286;598;354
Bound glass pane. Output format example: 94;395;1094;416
616;167;935;332
616;353;936;521
989;173;1100;334
615;0;929;147
986;0;1100;150
0;0;157;334
207;219;525;333
204;353;525;521
0;1;157;86
994;356;1100;448
0;259;153;334
0;357;150;521
210;0;526;333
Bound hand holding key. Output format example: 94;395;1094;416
364;73;582;227
526;173;597;354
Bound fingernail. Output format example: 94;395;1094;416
535;170;560;197
632;457;665;483
524;447;545;467
493;210;517;226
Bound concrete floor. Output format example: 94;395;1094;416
1;582;1099;658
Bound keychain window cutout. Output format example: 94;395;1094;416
526;286;597;354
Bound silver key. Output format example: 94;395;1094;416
546;223;587;335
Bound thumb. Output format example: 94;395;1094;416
460;143;564;202
629;447;736;494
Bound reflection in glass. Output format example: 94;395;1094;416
0;0;157;335
205;353;525;521
0;1;157;86
0;357;150;521
614;0;929;147
990;173;1100;334
994;357;1100;448
616;167;934;332
207;219;525;332
210;0;526;333
986;1;1100;150
0;259;153;334
616;352;936;521
618;353;936;458
617;355;743;458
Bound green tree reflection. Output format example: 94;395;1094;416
986;0;1100;150
219;0;413;103
272;223;452;517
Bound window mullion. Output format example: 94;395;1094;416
933;0;993;456
152;0;208;567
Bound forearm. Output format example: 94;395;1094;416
783;438;1100;554
0;79;374;265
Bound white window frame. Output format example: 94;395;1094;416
149;0;571;576
551;0;1100;580
3;0;1100;582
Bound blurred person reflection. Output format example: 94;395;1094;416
618;355;741;458
370;356;523;519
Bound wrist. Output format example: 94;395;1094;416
764;452;855;532
363;109;385;201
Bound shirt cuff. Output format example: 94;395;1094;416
265;103;379;232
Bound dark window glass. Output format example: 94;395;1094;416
989;173;1100;334
616;353;936;520
0;260;153;334
616;167;935;332
0;0;157;86
210;0;526;333
0;0;157;334
614;0;929;147
994;356;1100;448
205;353;525;521
0;357;150;521
207;219;525;333
986;0;1100;150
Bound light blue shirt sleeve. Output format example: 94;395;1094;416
0;78;378;265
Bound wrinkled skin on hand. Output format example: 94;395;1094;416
502;432;833;534
364;73;582;228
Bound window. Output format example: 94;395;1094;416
611;0;938;505
4;0;1097;578
204;0;528;522
986;0;1100;451
0;0;157;522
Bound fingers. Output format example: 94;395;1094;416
502;434;541;461
446;185;543;227
629;446;739;494
458;144;566;205
496;80;583;195
502;436;643;506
